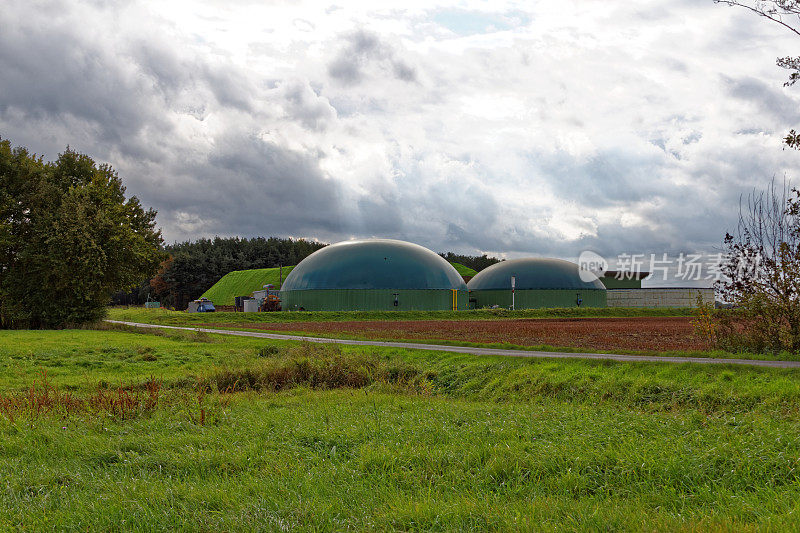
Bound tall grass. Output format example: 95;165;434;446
0;372;161;422
205;344;380;393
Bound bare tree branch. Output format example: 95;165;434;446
715;1;800;37
715;1;800;148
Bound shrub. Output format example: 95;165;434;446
716;180;800;353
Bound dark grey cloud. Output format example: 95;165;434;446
355;197;405;235
725;75;800;126
531;149;666;210
150;133;347;240
0;8;258;156
278;80;337;131
327;30;417;85
0;18;164;146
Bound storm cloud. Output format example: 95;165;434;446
328;30;418;85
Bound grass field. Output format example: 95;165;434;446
200;262;476;306
1;326;800;529
109;306;697;326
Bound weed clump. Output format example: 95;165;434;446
201;343;438;395
207;343;383;393
0;373;162;422
257;345;281;358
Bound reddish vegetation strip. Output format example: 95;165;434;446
198;317;705;352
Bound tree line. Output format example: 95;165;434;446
438;252;501;274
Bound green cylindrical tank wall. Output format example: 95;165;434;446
470;289;606;309
281;289;469;311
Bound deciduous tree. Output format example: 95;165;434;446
0;138;164;328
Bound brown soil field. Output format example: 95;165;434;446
199;317;706;352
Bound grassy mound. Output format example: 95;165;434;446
449;261;477;278
201;266;295;305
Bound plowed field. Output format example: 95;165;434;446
200;317;704;352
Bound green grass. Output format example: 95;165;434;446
4;326;800;410
3;327;800;530
108;305;697;326
449;261;477;278
0;328;251;391
200;266;295;305
200;262;474;306
4;389;800;530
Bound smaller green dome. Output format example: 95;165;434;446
467;258;606;291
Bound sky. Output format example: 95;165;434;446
2;0;800;281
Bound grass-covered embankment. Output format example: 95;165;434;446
448;261;477;278
108;305;698;326
2;327;799;529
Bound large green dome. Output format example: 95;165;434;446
281;239;467;291
467;258;606;291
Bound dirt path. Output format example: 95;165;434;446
197;317;704;352
106;320;800;369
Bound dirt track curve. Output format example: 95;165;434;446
105;320;800;369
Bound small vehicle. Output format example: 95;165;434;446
197;299;216;312
260;285;281;312
187;297;216;313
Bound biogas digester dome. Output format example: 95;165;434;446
280;239;468;311
467;258;607;309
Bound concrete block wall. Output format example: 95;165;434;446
606;288;714;308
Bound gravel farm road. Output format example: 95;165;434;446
106;320;800;369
